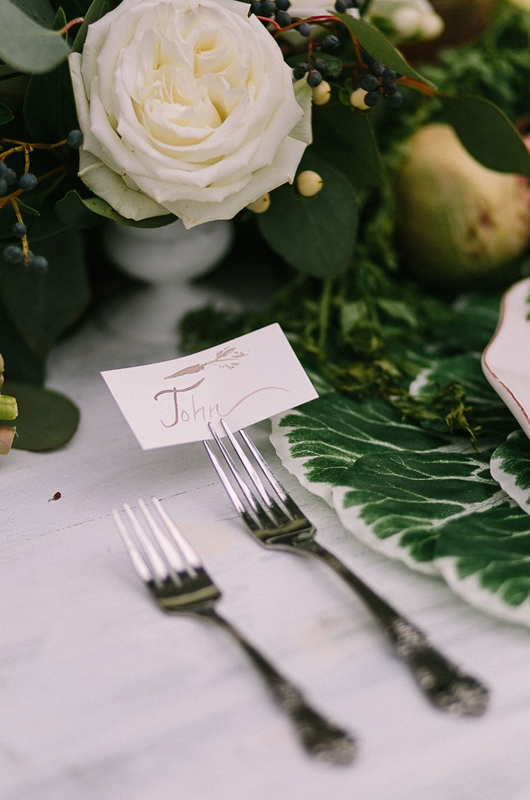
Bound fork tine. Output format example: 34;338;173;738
207;424;271;526
139;498;188;577
112;507;153;584
219;419;277;511
151;497;202;573
123;502;169;584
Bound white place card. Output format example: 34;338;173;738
101;323;318;449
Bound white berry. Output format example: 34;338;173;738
246;193;271;213
418;12;445;41
312;80;331;106
296;170;323;198
349;88;370;111
391;7;422;38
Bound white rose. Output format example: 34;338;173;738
69;0;312;228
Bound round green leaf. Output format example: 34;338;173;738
441;95;530;177
4;381;80;451
257;156;358;278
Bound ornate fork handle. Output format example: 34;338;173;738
197;607;357;764
297;540;489;716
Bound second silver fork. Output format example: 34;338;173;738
204;420;489;717
112;497;357;765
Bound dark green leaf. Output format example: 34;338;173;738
440;95;530;177
82;196;177;228
0;299;45;384
336;14;431;84
0;228;90;356
257;154;358;278
55;189;104;229
0;0;70;74
311;102;384;187
0;102;14;125
23;8;78;140
9;0;55;28
72;0;111;53
4;380;80;450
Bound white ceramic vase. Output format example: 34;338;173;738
100;218;234;345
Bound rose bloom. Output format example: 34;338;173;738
69;0;312;228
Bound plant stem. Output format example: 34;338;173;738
318;278;333;352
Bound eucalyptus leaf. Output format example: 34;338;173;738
257;155;358;278
0;102;14;125
0;0;70;74
440;95;530;177
81;196;177;228
23;8;78;140
336;14;430;84
311;102;384;188
3;380;80;450
491;430;530;514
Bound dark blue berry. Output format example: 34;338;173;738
0;161;7;178
297;22;311;36
307;70;323;87
369;61;385;77
30;254;49;271
275;0;291;9
3;245;23;264
360;74;378;91
364;91;380;107
250;0;262;13
275;9;292;26
313;59;328;75
0;178;7;197
386;91;403;108
12;222;27;238
66;129;84;149
382;68;397;82
346;0;359;5
19;173;37;191
383;80;397;95
334;0;347;11
260;0;276;15
5;168;17;185
322;35;340;48
293;61;309;79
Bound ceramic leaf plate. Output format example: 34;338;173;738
482;277;530;441
271;294;530;625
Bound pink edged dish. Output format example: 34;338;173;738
482;277;530;440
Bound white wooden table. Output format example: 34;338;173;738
2;316;530;800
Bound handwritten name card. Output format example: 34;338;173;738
101;324;318;449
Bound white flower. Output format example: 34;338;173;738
69;0;312;228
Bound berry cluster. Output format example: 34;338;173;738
357;52;403;108
333;0;359;12
1;129;83;271
292;35;340;89
250;0;312;36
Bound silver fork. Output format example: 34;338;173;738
204;420;489;717
112;497;357;765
